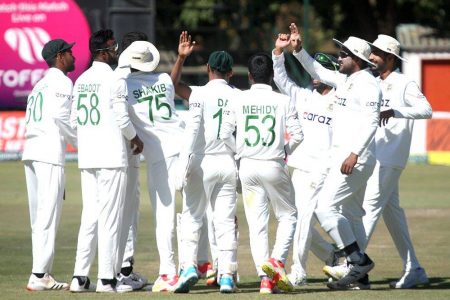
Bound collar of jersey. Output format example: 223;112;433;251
92;61;113;71
250;83;272;90
207;79;228;85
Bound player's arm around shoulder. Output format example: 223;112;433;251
220;92;238;153
397;78;432;119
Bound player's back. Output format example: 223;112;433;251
126;71;184;163
187;79;237;155
234;84;291;160
72;61;127;169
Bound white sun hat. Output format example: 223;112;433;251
368;34;407;62
120;40;160;72
333;36;376;67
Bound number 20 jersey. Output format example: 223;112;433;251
125;71;185;163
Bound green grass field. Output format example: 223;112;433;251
1;161;449;299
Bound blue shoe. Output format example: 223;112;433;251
219;274;237;293
174;266;198;293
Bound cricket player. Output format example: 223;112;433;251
69;29;143;293
272;35;339;286
362;34;432;288
287;23;381;289
23;39;77;291
114;31;150;291
171;31;238;287
221;53;303;294
119;40;184;292
174;49;239;294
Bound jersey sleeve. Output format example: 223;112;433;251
351;79;381;156
272;50;311;104
54;77;77;147
394;81;432;119
111;77;136;140
181;89;204;155
284;97;303;154
220;94;237;153
293;49;342;88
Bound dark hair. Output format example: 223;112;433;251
121;31;148;54
45;56;57;67
248;53;273;84
89;29;115;55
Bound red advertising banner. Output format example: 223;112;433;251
0;111;76;152
0;0;91;109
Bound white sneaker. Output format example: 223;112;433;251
96;279;117;293
27;273;69;291
152;274;179;292
69;276;96;292
117;272;146;290
390;267;429;289
287;271;307;286
323;263;349;281
327;254;375;290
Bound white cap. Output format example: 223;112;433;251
333;36;375;67
369;34;407;62
120;41;160;72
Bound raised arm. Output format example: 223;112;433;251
171;31;195;100
289;23;341;88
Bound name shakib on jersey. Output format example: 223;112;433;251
133;84;167;99
303;112;332;125
243;105;277;115
77;83;100;93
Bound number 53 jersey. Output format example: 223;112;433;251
125;71;185;163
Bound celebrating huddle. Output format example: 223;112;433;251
22;22;432;294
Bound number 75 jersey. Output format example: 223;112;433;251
125;71;185;163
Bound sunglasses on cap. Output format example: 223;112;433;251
95;42;118;53
338;49;352;58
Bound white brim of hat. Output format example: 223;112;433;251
119;42;160;72
333;38;376;68
367;42;407;62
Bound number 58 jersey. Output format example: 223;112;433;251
125;71;185;163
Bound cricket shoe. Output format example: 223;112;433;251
27;273;69;291
96;279;117;293
69;276;96;292
349;274;371;290
287;271;307;286
118;272;146;290
174;265;198;293
219;274;237;293
323;263;349;281
197;261;217;285
152;274;179;292
389;267;429;289
261;258;293;292
260;276;281;294
327;254;374;290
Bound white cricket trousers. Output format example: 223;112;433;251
146;156;178;276
290;168;334;276
73;167;127;280
24;161;64;274
180;154;237;275
118;154;141;269
316;162;375;250
362;162;421;271
240;158;297;276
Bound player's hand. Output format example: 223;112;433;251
130;134;144;155
341;152;358;175
289;23;302;52
178;31;196;59
275;33;291;55
379;109;395;127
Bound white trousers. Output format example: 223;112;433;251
290;168;334;276
316;162;375;250
73;168;127;280
118;156;140;269
24;161;64;274
146;156;178;276
240;158;297;276
363;163;421;271
180;154;237;275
